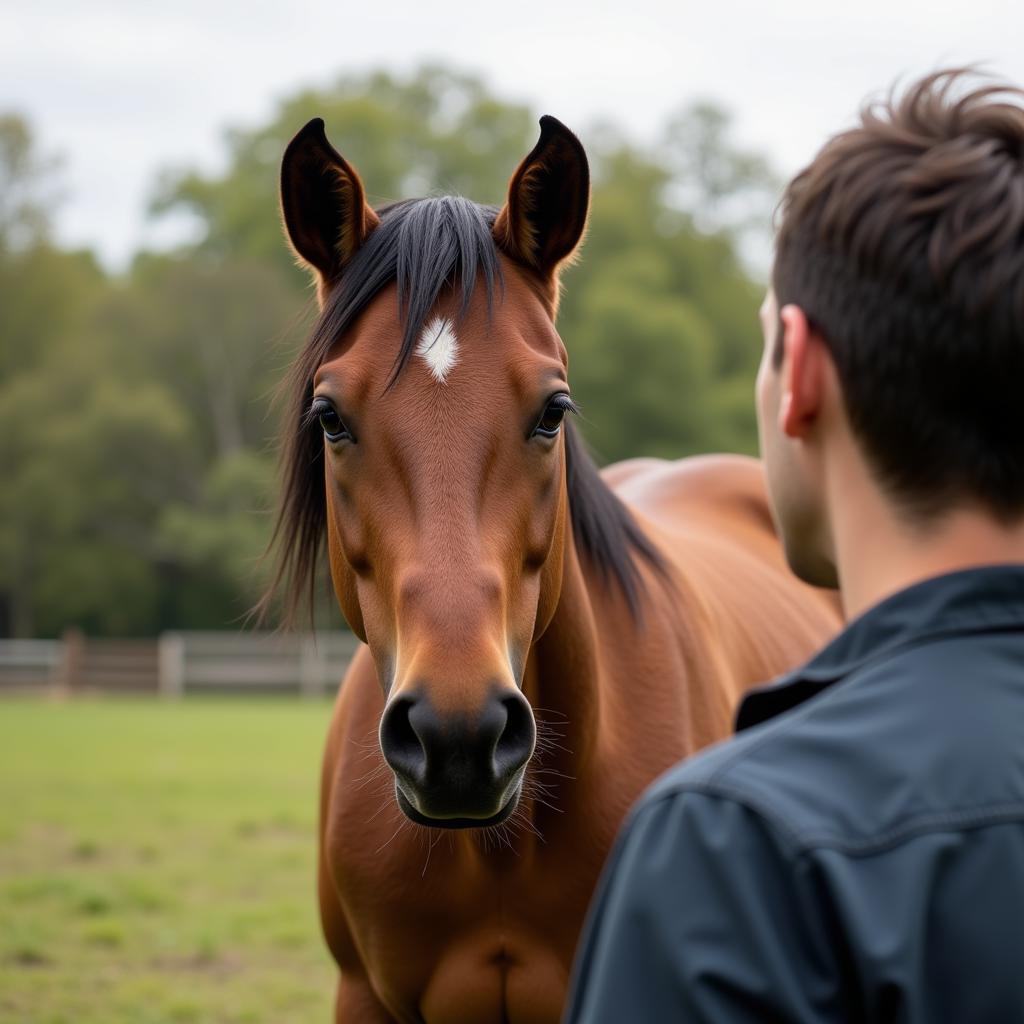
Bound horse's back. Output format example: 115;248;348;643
606;452;841;699
604;452;775;542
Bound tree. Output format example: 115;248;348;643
150;66;535;283
0;114;102;382
158;450;276;629
0;70;780;636
0;113;61;253
558;140;763;462
662;100;782;263
101;255;305;460
0;244;105;381
0;364;193;636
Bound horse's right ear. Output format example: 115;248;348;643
493;116;590;306
280;118;379;305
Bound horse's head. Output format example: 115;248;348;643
274;118;614;827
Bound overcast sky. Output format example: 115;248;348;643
5;0;1023;270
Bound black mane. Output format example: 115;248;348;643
268;196;665;622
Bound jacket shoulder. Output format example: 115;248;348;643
646;635;1024;854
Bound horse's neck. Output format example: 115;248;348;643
523;516;710;776
524;533;608;768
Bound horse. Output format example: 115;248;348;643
269;114;842;1023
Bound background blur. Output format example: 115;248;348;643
2;2;1022;1021
5;0;1023;639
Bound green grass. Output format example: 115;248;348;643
0;697;337;1023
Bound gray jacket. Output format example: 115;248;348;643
565;566;1024;1022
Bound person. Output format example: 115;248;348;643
564;68;1024;1023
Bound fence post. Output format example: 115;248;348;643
299;635;324;699
45;638;66;689
158;632;186;699
58;628;84;694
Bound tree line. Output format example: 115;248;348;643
0;66;779;637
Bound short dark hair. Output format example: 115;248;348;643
773;69;1024;521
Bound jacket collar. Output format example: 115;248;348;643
736;564;1024;732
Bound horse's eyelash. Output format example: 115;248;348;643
304;398;330;429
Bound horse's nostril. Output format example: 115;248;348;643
381;689;535;821
493;692;536;778
379;695;426;785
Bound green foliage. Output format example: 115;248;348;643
0;245;105;379
0;113;61;252
0;66;777;637
558;139;763;462
103;256;305;460
158;452;276;628
0;365;194;635
663;100;782;241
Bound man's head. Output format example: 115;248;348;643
758;69;1024;586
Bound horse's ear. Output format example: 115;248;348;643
280;118;379;304
494;115;590;288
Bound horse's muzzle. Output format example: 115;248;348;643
379;688;536;827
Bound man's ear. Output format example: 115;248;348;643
778;304;826;439
493;116;589;304
280;118;380;306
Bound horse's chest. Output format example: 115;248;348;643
418;940;569;1024
324;795;589;1023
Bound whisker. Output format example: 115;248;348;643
421;829;442;878
351;762;391;790
529;767;576;781
367;794;398;824
528;795;564;816
509;806;545;844
375;817;410;855
530;707;570;720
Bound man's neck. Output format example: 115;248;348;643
832;488;1024;621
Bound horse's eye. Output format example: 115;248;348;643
312;399;353;443
532;395;576;439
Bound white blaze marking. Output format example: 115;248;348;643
416;317;459;383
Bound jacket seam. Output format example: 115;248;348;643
791;802;1024;856
649;784;1024;861
642;782;809;857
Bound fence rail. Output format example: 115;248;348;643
0;638;62;688
0;631;360;697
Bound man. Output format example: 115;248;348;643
565;69;1024;1022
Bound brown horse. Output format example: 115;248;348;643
270;115;841;1023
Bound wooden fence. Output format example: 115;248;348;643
0;631;360;697
0;638;63;689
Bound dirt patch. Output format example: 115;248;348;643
151;950;245;978
8;948;52;967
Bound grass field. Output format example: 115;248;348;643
0;697;337;1024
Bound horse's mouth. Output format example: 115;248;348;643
394;780;522;830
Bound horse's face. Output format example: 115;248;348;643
314;270;571;825
281;117;589;826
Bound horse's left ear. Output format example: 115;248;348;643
494;116;590;291
280;118;380;305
